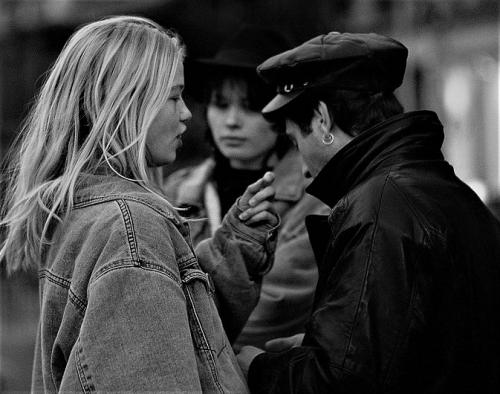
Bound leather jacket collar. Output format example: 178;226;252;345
307;110;445;208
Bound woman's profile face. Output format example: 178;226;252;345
146;62;192;167
207;78;277;170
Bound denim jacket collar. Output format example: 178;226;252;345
75;173;183;227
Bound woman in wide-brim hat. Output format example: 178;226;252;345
164;24;330;350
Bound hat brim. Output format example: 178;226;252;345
262;90;304;116
195;58;257;70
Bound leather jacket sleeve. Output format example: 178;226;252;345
247;207;435;393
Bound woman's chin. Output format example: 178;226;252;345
147;155;176;168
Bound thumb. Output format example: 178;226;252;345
264;333;304;352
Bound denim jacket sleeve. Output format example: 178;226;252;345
195;200;279;342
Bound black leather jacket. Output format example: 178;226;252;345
248;111;500;394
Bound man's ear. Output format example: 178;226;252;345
313;101;333;134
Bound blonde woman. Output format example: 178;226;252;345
0;16;278;392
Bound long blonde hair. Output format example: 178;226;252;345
0;16;185;273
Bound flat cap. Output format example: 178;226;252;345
257;32;408;115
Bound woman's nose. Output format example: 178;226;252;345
225;105;242;128
180;100;192;122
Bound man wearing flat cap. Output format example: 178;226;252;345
237;32;500;394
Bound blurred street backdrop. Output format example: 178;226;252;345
0;0;498;391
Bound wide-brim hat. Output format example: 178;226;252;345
257;32;408;116
196;24;291;71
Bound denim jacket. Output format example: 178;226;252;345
31;173;277;393
164;150;330;349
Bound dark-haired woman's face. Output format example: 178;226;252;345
207;79;277;170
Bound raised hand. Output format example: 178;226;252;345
237;171;278;227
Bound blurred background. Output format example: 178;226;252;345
0;0;498;391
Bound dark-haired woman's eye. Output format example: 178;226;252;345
212;99;228;109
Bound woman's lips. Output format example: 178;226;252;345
175;134;183;148
219;136;246;146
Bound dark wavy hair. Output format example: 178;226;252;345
267;88;404;138
204;69;292;160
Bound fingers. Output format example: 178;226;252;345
241;210;278;226
264;337;295;352
237;171;278;227
239;200;276;223
248;185;275;207
264;333;304;352
247;171;275;194
239;187;274;216
239;171;275;209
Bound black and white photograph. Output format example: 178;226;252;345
1;1;499;392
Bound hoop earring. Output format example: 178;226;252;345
322;132;334;145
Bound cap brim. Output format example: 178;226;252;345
194;58;257;70
262;90;304;116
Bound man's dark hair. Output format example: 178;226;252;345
272;88;404;137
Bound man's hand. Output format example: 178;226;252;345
265;333;304;352
237;335;304;380
237;171;278;226
237;345;265;380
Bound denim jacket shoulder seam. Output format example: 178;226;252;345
39;268;71;289
116;199;139;261
69;288;87;317
74;194;179;224
90;258;181;287
122;195;179;223
39;269;88;317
